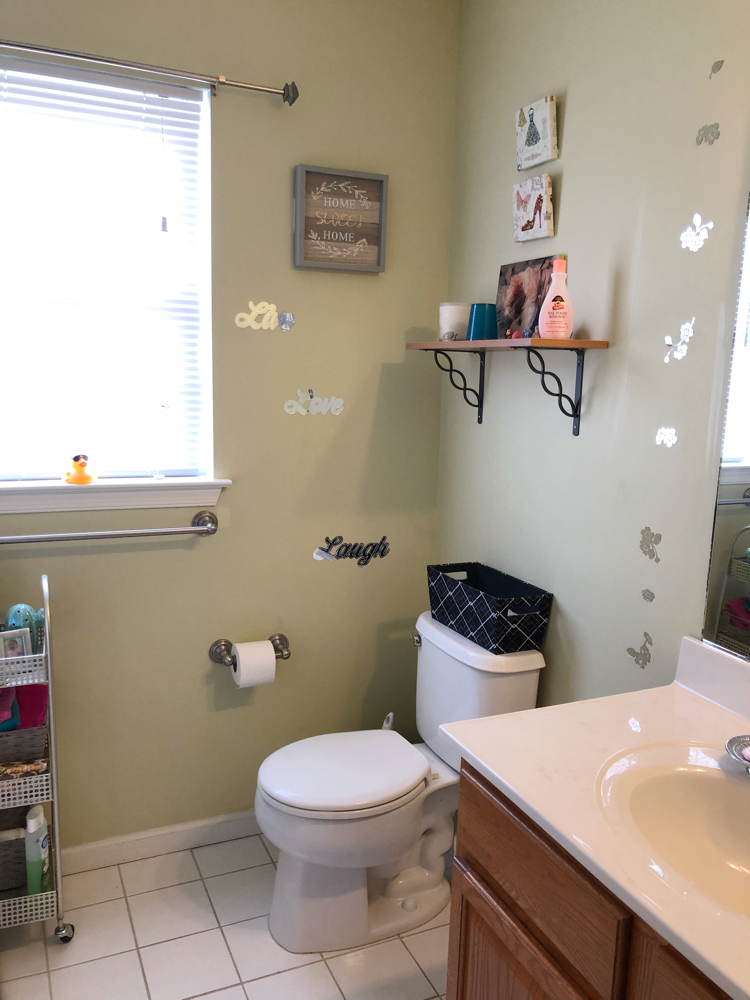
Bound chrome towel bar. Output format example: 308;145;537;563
0;510;218;545
717;488;750;506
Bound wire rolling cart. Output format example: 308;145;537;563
0;575;73;942
716;526;750;659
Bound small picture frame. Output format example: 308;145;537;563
516;96;558;172
512;174;554;243
1;628;31;659
294;165;388;273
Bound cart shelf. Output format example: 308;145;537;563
0;577;74;941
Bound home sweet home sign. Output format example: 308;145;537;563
294;164;388;272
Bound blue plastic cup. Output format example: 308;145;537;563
466;303;498;341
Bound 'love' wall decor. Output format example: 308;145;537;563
294;165;388;273
284;389;344;415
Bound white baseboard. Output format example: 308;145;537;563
62;809;260;875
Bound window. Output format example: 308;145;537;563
0;58;212;483
723;199;750;479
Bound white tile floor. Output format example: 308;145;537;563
0;834;449;999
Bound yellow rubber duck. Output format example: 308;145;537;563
63;454;97;485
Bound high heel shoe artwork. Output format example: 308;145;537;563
521;194;544;232
513;173;554;243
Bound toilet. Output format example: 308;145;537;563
254;611;545;953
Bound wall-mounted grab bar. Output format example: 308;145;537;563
0;510;218;545
717;488;750;507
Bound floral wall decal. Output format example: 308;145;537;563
696;123;720;146
641;589;655;603
664;318;695;363
627;632;653;669
640;527;662;563
680;214;713;251
656;427;678;447
709;59;724;79
695;122;721;146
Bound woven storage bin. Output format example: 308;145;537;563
0;839;27;892
0;807;29;893
0;726;48;765
427;562;553;654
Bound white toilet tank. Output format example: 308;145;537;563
415;611;545;771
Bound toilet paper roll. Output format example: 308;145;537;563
231;641;276;688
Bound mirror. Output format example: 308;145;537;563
705;198;750;657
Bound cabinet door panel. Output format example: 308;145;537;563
457;763;630;1000
626;920;731;1000
448;859;591;1000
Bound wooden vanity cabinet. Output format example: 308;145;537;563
448;763;731;1000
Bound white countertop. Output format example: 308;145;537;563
439;637;750;1000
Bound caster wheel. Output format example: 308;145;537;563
55;923;75;943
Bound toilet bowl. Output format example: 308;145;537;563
256;733;457;951
255;611;545;953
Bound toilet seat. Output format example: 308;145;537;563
257;729;430;814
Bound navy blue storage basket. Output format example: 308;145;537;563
427;562;552;654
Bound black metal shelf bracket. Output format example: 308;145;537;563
523;347;585;436
433;350;486;424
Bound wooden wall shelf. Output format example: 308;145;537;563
406;339;609;435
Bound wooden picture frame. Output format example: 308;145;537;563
294;164;388;273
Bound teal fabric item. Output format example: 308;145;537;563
0;697;20;732
4;604;43;653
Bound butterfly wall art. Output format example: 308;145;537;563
512;174;554;243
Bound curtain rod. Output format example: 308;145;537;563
0;38;299;105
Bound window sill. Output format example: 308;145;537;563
720;466;750;486
0;478;232;515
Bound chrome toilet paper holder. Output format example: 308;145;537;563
209;634;291;667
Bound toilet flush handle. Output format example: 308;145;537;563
411;633;422;647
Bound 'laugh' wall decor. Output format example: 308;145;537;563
313;535;391;566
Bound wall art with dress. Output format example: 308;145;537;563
512;174;554;243
516;95;558;171
496;256;555;338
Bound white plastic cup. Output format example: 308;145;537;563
439;302;471;341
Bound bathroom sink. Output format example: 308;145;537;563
597;743;750;917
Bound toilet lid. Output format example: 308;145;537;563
258;730;431;812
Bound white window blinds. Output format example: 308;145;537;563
0;58;212;480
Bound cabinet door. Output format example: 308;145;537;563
448;859;591;1000
626;920;731;1000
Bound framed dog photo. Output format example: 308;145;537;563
1;628;31;659
294;165;388;273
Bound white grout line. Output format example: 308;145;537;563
190;845;245;996
322;956;348;999
118;864;152;1000
399;935;443;998
42;917;52;1000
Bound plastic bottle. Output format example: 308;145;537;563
539;258;574;339
25;805;50;894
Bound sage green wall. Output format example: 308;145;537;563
0;0;457;846
438;0;750;706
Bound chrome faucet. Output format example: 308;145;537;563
726;736;750;775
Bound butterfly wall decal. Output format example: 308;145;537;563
515;190;531;213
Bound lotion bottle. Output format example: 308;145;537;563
25;805;50;894
539;258;574;339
